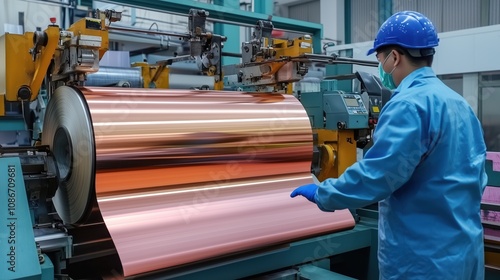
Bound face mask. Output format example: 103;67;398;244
378;52;397;90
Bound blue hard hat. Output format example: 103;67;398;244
367;11;439;56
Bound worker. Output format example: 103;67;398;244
291;11;487;280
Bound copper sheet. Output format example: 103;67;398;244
42;86;355;277
100;175;354;276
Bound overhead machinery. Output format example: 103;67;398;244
0;6;396;280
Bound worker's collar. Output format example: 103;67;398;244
391;67;436;98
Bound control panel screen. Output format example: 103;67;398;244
344;98;359;107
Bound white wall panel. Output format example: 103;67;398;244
329;24;500;76
0;0;59;34
320;0;344;44
433;25;500;74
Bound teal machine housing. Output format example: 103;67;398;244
299;72;386;133
297;73;370;132
0;157;54;280
324;92;368;130
0;144;70;280
0;2;380;278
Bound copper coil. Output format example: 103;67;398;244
42;86;354;276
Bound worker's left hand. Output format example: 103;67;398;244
290;184;318;203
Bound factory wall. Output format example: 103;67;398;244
326;24;500;152
0;0;60;34
341;0;498;44
273;0;500;152
2;0;500;151
327;24;500;76
0;0;216;59
392;0;483;33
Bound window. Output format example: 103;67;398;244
440;74;463;96
479;71;500;152
288;0;321;24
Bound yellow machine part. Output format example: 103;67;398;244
132;62;170;89
1;28;58;115
214;80;224;90
132;63;224;90
66;18;110;60
0;32;38;105
273;36;313;58
0;18;111;116
30;26;59;101
269;37;313;93
316;129;357;182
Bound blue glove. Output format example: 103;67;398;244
290;183;318;203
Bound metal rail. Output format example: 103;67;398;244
107;25;190;39
304;54;378;67
103;0;323;53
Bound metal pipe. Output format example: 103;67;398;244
102;0;188;17
307;59;378;67
107;25;190;39
207;17;310;35
85;67;143;88
305;53;378;67
21;0;72;8
101;0;313;35
221;51;242;58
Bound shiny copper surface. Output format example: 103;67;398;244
83;87;313;196
43;86;355;277
99;175;354;276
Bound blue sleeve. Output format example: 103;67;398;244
480;158;488;194
315;100;429;211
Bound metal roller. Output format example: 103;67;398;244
42;87;95;225
42;86;355;277
85;66;143;88
85;66;216;89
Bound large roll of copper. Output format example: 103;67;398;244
42;86;354;277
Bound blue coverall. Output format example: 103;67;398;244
315;67;488;279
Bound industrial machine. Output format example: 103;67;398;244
483;154;500;278
0;6;393;280
1;10;124;279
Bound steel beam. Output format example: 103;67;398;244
254;0;273;15
214;0;240;65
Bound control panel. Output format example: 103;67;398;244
342;94;368;116
323;91;369;130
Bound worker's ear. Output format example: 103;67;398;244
391;50;402;67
